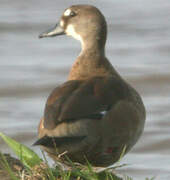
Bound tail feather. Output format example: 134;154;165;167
33;135;86;148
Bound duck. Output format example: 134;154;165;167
34;4;146;167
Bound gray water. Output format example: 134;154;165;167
0;0;170;179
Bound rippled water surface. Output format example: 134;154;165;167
0;0;170;179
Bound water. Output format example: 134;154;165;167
0;0;170;179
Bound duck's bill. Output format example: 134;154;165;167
39;23;65;38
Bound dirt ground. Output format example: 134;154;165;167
0;154;24;180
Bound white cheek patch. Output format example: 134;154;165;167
64;9;71;16
66;24;82;41
60;20;64;27
65;24;84;51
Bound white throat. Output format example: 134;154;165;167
65;24;84;51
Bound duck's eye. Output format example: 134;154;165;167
64;9;76;17
70;11;76;17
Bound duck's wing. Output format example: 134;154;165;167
43;76;128;130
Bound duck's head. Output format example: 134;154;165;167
39;5;107;51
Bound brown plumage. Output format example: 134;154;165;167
34;5;146;167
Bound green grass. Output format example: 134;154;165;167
0;132;155;180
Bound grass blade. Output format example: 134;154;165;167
0;132;42;168
0;151;19;180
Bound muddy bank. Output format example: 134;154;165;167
0;154;24;180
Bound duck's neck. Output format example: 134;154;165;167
81;35;106;56
68;37;121;80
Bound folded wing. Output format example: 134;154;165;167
43;76;128;130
